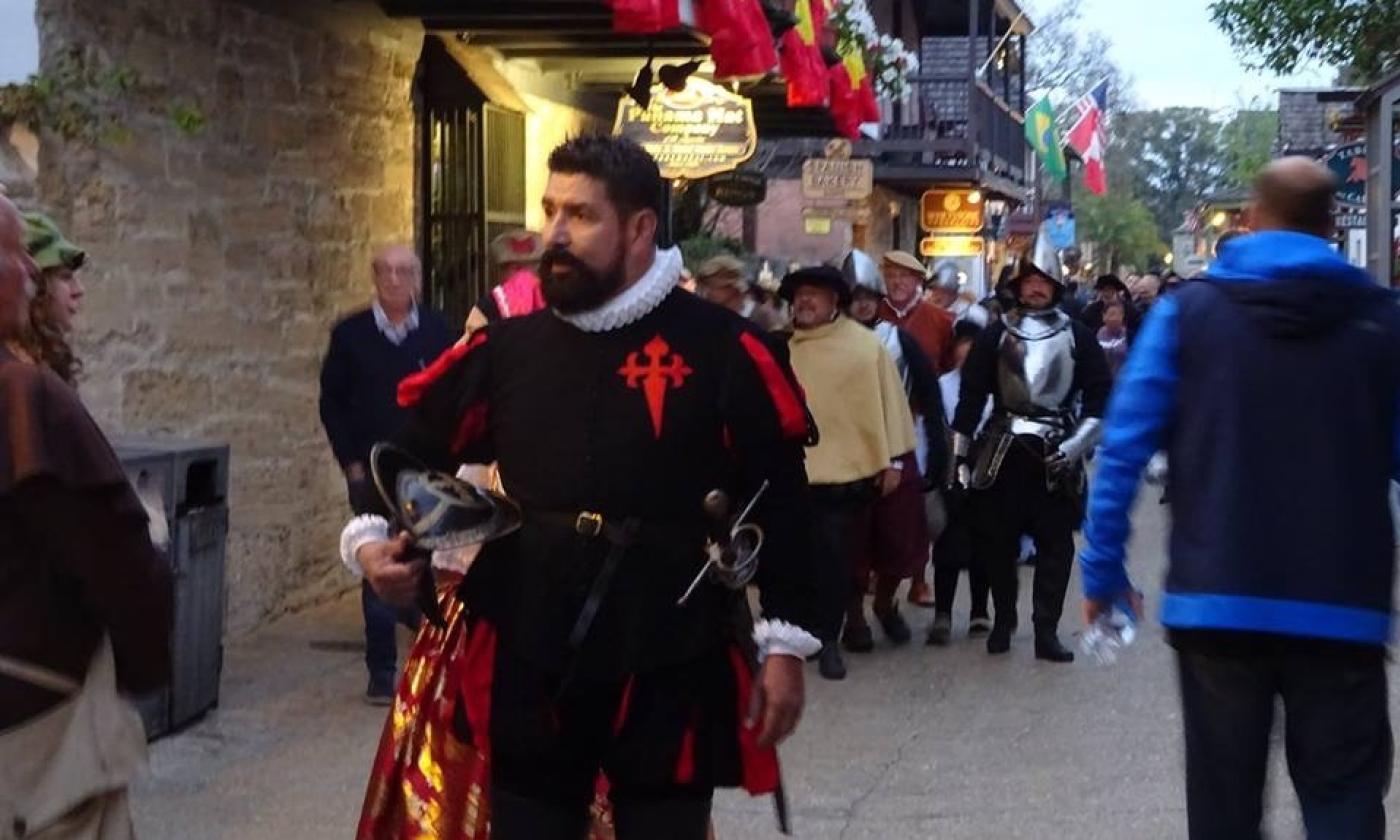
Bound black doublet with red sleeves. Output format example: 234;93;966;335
390;285;819;797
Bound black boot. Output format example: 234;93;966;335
1034;630;1075;663
818;643;847;680
986;623;1012;654
841;622;875;653
925;612;952;646
874;605;912;646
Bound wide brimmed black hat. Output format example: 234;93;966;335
779;264;852;308
371;443;521;551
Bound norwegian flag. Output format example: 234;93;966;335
1065;80;1109;196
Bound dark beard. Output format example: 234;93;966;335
538;246;626;314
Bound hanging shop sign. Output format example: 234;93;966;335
613;77;757;180
1322;141;1400;207
708;170;767;206
920;189;984;234
802;205;871;224
802;158;874;200
920;235;985;258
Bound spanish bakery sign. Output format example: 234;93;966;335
614;78;757;180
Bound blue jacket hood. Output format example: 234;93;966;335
1203;230;1391;339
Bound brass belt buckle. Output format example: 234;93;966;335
575;511;604;538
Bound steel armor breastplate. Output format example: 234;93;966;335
995;309;1076;427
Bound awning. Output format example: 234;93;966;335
434;33;530;113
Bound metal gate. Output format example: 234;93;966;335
415;38;529;329
422;104;485;330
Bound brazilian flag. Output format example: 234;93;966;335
1025;96;1067;181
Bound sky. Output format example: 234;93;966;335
1024;0;1335;113
0;0;39;84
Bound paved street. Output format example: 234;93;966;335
131;495;1399;839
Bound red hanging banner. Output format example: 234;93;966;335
696;0;778;80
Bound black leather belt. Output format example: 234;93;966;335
526;509;642;696
530;509;638;548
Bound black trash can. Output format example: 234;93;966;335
112;436;230;739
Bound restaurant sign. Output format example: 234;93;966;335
920;189;984;234
1322;141;1400;207
613;78;757;180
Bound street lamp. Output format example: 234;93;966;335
1210;210;1228;228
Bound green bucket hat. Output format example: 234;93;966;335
23;213;86;272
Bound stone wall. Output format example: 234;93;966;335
34;0;424;633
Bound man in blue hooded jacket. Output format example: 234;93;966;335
1080;156;1400;840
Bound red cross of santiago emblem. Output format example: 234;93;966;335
618;335;693;439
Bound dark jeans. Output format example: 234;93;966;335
970;440;1077;634
1173;632;1392;840
361;581;419;685
809;482;874;643
932;498;988;618
349;476;419;684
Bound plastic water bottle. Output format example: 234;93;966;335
1080;594;1139;665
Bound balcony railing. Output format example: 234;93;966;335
874;75;1027;186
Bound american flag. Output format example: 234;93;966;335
1066;80;1109;196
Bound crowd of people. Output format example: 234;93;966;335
4;134;1398;840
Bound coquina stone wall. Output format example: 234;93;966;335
33;0;424;633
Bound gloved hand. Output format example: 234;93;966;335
1044;448;1073;476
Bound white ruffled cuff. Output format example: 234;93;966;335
753;618;822;663
340;514;389;578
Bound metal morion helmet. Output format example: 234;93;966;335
930;261;962;292
837;248;884;297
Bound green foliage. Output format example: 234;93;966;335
1220;108;1278;189
1105;108;1231;241
169;103;207;136
0;47;205;143
1209;0;1400;83
1072;184;1166;271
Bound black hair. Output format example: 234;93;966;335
547;135;665;223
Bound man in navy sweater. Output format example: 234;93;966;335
319;244;455;703
1080;157;1400;839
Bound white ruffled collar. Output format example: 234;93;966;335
555;246;681;333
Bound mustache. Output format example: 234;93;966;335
539;246;591;277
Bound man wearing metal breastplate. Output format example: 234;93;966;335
950;262;1111;662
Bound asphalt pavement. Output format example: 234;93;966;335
131;494;1399;839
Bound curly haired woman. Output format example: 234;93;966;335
20;213;86;386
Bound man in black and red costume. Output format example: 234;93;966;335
349;135;822;839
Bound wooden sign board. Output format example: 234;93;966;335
802;158;874;200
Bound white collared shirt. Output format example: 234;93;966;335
372;299;420;346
